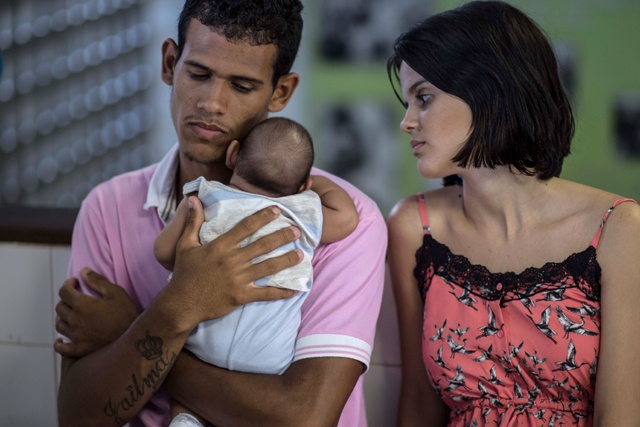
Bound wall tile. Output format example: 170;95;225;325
51;247;71;298
0;344;57;425
0;243;54;345
364;364;401;427
371;267;401;366
51;246;70;388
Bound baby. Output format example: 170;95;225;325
154;117;359;427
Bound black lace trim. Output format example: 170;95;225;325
414;234;602;303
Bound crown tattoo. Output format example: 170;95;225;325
135;331;163;360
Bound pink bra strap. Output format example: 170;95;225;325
416;193;431;234
590;198;638;248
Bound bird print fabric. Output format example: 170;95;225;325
410;195;637;426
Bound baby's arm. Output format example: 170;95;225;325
311;175;359;243
153;196;190;271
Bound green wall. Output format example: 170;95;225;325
306;0;640;210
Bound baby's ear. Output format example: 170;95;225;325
298;177;312;193
225;140;240;169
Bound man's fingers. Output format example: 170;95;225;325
55;316;71;338
246;249;303;282
80;267;112;297
178;196;205;251
54;338;85;358
58;277;82;304
223;206;282;245
246;285;298;304
240;226;301;262
55;300;72;321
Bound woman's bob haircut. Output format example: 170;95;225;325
387;1;574;180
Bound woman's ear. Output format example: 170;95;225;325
161;39;179;86
268;72;300;113
225;140;241;169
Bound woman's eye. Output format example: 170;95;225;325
418;94;432;104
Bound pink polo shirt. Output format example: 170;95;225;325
67;144;387;426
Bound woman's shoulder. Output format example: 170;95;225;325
554;179;639;247
556;180;636;219
389;186;460;215
388;186;462;236
387;194;420;229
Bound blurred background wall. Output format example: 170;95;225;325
304;0;640;216
1;0;638;213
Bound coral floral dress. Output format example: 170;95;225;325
415;194;637;426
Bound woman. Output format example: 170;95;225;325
386;1;640;426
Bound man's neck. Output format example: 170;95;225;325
175;157;233;203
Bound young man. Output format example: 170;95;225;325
54;1;387;426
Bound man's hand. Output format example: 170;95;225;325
54;268;139;358
168;196;303;326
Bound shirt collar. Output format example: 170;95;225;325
144;142;179;224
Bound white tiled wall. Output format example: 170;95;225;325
366;267;402;426
0;243;402;426
0;243;70;426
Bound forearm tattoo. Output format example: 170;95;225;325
104;331;178;426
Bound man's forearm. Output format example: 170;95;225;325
165;352;363;427
58;289;193;427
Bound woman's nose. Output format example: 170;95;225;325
400;108;417;134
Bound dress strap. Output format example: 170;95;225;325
416;193;431;235
590;198;638;248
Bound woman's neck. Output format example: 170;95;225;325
457;168;558;241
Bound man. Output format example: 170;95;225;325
54;1;387;426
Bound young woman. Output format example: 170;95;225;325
386;2;640;426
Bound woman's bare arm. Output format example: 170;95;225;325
387;196;449;426
593;201;640;426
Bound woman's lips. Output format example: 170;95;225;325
411;140;425;156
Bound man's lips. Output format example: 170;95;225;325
189;121;226;140
410;140;425;156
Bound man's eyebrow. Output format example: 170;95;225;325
184;60;211;72
183;60;265;85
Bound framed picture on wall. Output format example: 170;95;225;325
614;93;640;158
553;41;578;106
319;0;430;63
316;100;399;215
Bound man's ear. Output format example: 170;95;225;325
268;72;300;113
298;177;312;193
225;140;241;169
161;39;179;86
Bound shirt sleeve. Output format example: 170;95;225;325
293;208;388;370
67;187;118;296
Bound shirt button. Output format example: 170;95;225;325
496;283;503;291
496;330;504;338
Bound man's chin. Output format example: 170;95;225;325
181;147;224;165
184;153;219;165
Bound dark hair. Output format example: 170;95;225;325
177;0;303;88
387;1;574;180
235;117;314;196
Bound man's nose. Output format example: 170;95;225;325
196;79;227;114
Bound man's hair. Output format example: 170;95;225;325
235;117;314;197
387;1;574;180
177;0;304;87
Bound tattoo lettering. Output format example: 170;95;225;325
104;331;177;425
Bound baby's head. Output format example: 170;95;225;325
226;117;314;197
